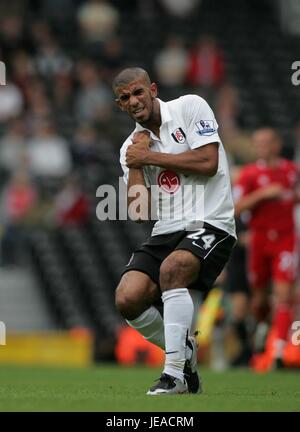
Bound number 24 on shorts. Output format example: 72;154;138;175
187;229;216;250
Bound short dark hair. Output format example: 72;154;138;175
112;67;151;94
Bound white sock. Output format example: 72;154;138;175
126;306;165;349
162;288;194;382
126;305;193;362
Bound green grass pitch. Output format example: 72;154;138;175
0;364;299;412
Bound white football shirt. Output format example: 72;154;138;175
120;95;236;238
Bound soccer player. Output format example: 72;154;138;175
234;127;300;367
113;67;236;394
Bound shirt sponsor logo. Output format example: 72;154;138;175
158;170;180;194
195;120;216;136
171;127;186;144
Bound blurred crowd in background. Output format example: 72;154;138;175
0;0;299;368
0;0;299;262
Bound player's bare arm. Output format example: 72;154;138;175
127;131;152;196
127;168;151;222
235;183;284;217
126;131;152;222
126;142;219;176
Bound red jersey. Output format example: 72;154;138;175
234;159;300;231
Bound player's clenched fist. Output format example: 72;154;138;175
132;131;153;149
126;143;151;168
126;131;152;168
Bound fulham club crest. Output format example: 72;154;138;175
171;127;186;144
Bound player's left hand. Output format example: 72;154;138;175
126;144;150;168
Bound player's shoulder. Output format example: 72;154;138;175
166;94;211;123
167;94;207;109
181;94;207;103
176;94;208;107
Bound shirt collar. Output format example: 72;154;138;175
158;98;172;124
134;98;172;137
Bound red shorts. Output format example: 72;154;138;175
248;229;298;289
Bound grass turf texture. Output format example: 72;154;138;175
0;365;299;412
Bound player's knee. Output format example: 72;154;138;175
160;253;196;289
115;284;138;319
115;279;157;320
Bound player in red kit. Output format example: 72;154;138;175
234;127;300;368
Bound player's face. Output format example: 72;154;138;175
252;129;281;159
115;78;157;124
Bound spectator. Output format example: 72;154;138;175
25;78;53;130
186;34;225;101
77;0;119;44
53;174;90;226
52;72;74;113
71;123;100;167
159;0;200;18
0;81;24;123
11;50;36;99
27;118;72;178
75;59;112;123
34;33;73;80
29;19;52;49
0;171;37;265
100;36;124;82
0;117;29;178
1;171;37;222
154;35;188;91
0;15;30;61
52;72;75;135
